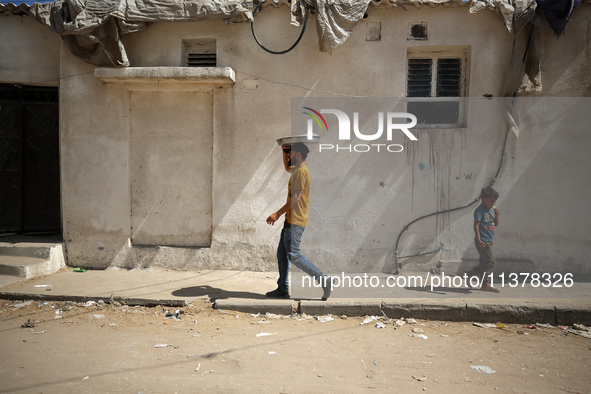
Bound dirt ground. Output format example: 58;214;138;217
0;298;589;394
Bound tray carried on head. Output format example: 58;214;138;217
276;134;320;146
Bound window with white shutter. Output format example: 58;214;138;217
406;47;469;128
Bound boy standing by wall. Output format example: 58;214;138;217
466;186;501;292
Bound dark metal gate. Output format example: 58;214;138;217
0;84;60;234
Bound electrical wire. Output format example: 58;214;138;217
391;27;535;274
392;122;511;274
250;1;311;55
391;17;539;275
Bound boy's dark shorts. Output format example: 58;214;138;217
474;240;495;282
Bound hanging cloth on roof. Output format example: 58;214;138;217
536;0;581;36
25;0;254;67
291;0;371;53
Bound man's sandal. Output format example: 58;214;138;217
480;283;500;293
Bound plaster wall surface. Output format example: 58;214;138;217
58;45;132;267
491;97;591;274
535;6;591;97
0;13;59;85
129;90;213;247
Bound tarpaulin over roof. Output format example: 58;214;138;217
3;0;584;67
20;0;253;66
289;0;538;53
291;0;371;54
469;0;537;34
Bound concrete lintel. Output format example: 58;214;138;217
95;67;236;86
382;299;467;322
299;299;382;316
0;292;188;307
214;298;294;315
555;303;591;326
466;301;555;324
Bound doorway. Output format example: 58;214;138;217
0;84;60;234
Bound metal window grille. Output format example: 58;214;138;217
406;56;465;127
436;58;462;97
187;53;217;67
407;58;432;97
408;58;462;97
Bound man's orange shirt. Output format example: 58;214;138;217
285;165;310;227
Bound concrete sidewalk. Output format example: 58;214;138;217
0;267;589;325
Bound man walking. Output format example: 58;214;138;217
266;142;332;300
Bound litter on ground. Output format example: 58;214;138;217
255;332;276;337
471;365;496;374
360;316;379;325
316;315;335;323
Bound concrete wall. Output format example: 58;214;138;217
536;6;591;97
1;4;590;275
129;90;213;247
108;5;517;272
498;97;591;274
0;12;59;86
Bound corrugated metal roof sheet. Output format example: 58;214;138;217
0;3;31;13
0;1;53;13
1;1;52;4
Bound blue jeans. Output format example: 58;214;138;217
276;223;324;292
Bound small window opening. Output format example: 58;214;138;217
406;47;469;128
409;23;428;41
183;38;216;67
436;58;462;97
407;58;432;97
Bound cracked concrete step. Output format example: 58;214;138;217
0;255;51;278
0;237;66;279
0;243;55;259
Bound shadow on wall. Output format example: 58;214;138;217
538;11;591;96
490;97;591;274
303;97;591;276
302;100;504;275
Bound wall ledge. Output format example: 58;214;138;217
95;67;235;86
